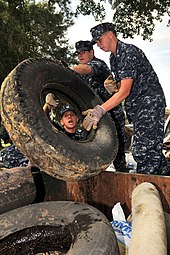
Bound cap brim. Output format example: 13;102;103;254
90;35;101;45
90;39;97;45
61;109;76;117
73;47;93;55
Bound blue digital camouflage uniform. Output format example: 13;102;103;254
50;104;87;141
0;144;28;168
110;40;168;175
0;127;28;168
82;56;126;171
61;128;86;141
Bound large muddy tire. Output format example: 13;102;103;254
0;166;36;214
0;58;118;181
0;201;120;255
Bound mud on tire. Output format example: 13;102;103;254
0;167;36;214
0;201;119;255
0;58;118;180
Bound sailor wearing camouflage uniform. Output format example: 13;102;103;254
74;40;112;100
71;40;127;171
58;104;86;141
82;22;169;175
43;94;86;141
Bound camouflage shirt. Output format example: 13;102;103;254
62;128;87;141
49;110;87;141
82;56;112;101
0;144;28;168
110;40;166;122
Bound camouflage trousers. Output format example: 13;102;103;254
132;106;169;175
109;104;126;171
0;144;28;168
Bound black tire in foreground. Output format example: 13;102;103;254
0;201;120;255
0;58;118;181
0;166;36;214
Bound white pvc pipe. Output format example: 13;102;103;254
128;182;167;255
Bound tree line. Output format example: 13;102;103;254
0;0;169;84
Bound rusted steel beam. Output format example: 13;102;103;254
42;171;170;220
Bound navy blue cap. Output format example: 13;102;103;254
58;104;76;118
90;22;116;44
75;40;93;53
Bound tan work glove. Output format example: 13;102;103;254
82;105;106;131
45;93;59;108
104;75;120;94
43;93;59;119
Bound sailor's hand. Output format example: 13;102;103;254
104;75;120;94
45;93;59;108
82;105;106;131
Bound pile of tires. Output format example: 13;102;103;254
0;201;120;255
0;58;120;254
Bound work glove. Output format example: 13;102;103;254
45;93;59;108
82;105;106;131
104;75;120;94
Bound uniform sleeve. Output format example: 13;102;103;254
87;59;103;75
118;46;139;80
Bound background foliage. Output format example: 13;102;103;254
0;0;170;84
76;0;170;40
0;0;75;84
